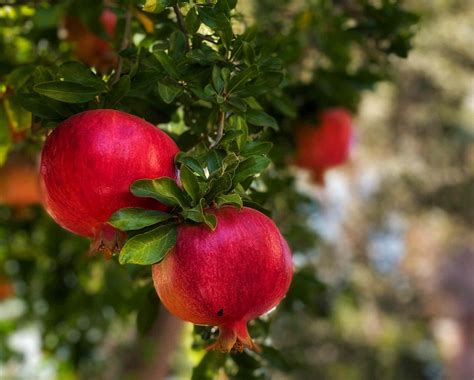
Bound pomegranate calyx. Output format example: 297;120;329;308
206;320;261;353
90;224;127;260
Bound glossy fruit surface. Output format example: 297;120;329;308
40;109;179;255
152;206;293;352
295;107;353;184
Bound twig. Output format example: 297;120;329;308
210;111;225;148
112;5;133;84
173;3;190;52
196;33;218;45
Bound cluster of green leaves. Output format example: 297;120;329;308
108;128;272;265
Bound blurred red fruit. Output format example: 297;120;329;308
64;8;117;72
295;107;353;185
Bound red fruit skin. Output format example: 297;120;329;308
40;109;179;244
152;206;293;352
295;107;353;184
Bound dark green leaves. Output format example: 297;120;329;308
108;208;173;231
158;81;182;104
105;75;131;107
131;178;189;208
245;109;278;130
119;224;177;265
58;62;106;90
182;199;217;230
180;166;202;203
233;155;271;184
34;81;101;103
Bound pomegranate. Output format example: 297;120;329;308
152;206;293;353
295;107;353;184
40;109;179;257
64;8;117;72
0;157;41;207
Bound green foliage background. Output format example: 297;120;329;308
0;0;453;379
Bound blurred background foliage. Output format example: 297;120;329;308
0;0;472;379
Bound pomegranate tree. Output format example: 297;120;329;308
40;109;179;256
295;107;353;184
152;206;293;353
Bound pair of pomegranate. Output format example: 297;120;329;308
39;109;293;352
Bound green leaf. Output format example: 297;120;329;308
106;75;131;107
185;7;200;34
206;150;225;175
154;51;179;79
169;30;187;60
182;199;217;230
108;208;173;231
228;115;248;150
131;178;189;208
34;81;101;103
16;93;73;119
180;166;201;203
0;105;11;166
228;65;259;93
212;66;224;93
119;224;177;265
242;42;255;65
6;65;35;90
158;81;182;104
199;7;230;30
241;141;273;157
3;97;31;132
246;109;278;130
206;173;233;201
175;153;206;178
216;193;242;208
143;0;171;14
233;156;271;184
58;61;106;90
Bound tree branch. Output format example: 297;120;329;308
210;111;225;148
173;4;190;52
112;5;133;84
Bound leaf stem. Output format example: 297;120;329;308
112;5;133;84
173;3;190;52
210;111;226;148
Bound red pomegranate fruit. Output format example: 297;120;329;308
295;107;353;184
152;206;293;353
64;8;117;72
40;109;179;257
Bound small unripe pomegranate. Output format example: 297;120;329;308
40;109;179;256
0;157;41;207
295;107;353;184
64;8;117;72
152;206;293;352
